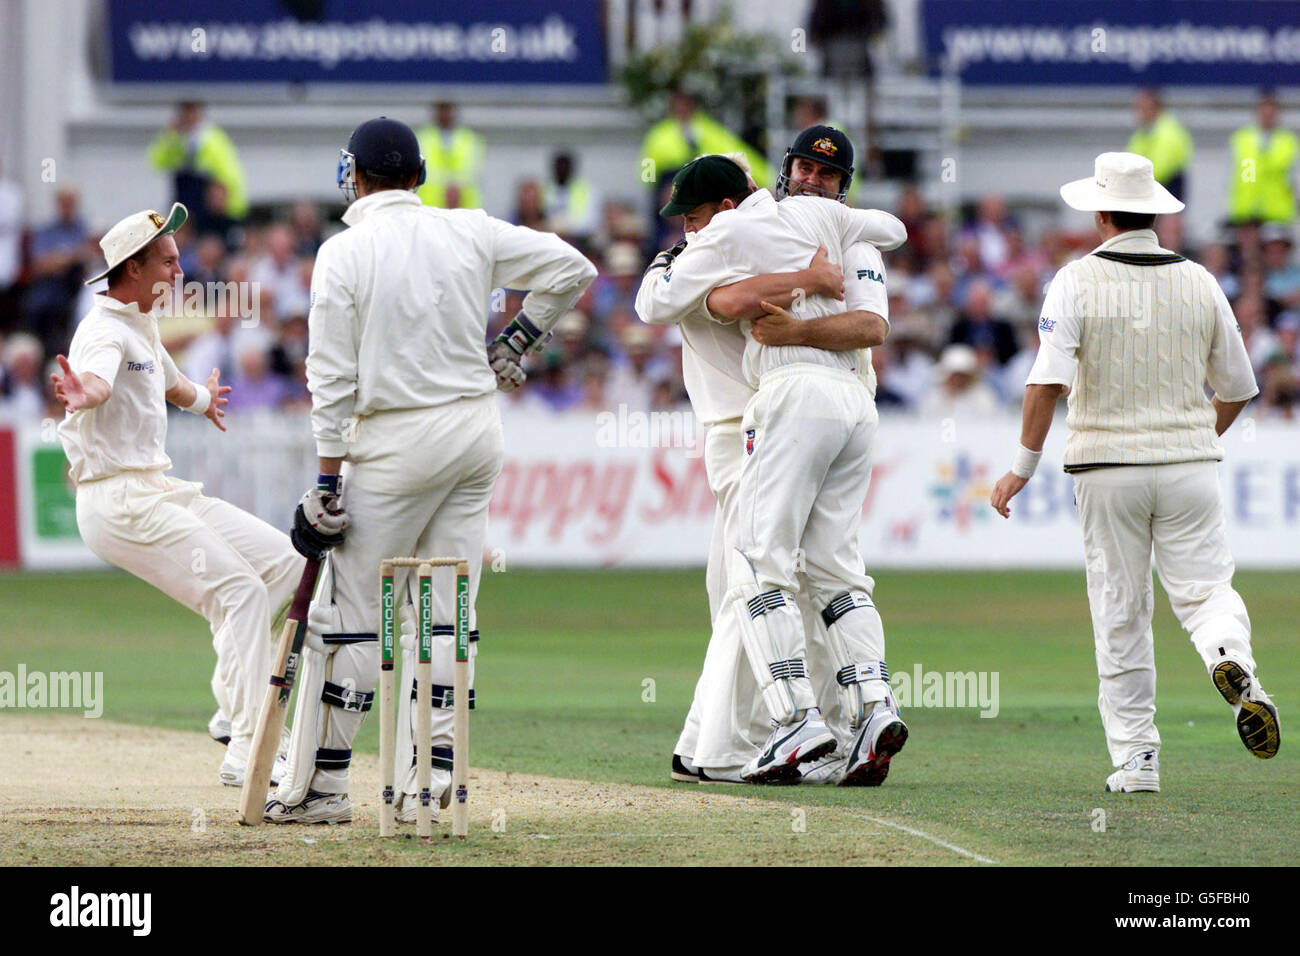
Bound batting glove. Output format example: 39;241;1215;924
487;341;527;392
291;474;349;560
494;311;550;358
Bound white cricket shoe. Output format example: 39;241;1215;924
208;712;231;746
1212;660;1281;759
742;709;837;784
219;751;288;788
394;773;452;822
264;791;352;825
1105;750;1160;793
799;754;847;785
841;705;908;787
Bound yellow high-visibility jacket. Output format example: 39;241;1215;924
148;124;249;218
1228;124;1299;224
641;111;773;186
415;125;485;209
1126;112;1193;185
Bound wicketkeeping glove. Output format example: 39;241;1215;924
646;238;688;275
487;341;527;392
291;474;349;561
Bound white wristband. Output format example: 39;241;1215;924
184;386;211;416
1011;444;1042;480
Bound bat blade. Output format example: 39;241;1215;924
237;558;321;826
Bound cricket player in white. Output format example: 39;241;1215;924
53;203;304;786
637;141;901;785
267;118;595;823
638;140;908;785
991;152;1281;793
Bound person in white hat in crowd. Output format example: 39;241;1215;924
990;152;1280;793
917;343;1000;419
51;202;305;785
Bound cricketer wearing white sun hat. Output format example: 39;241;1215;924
54;195;305;790
990;149;1277;794
1058;151;1185;215
84;201;188;285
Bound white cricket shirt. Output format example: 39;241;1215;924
640;190;905;387
841;240;890;396
307;190;596;457
58;294;181;483
1027;229;1259;468
635;232;753;426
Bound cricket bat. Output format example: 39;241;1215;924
237;557;322;826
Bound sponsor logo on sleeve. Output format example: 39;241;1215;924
856;268;885;283
1038;316;1056;333
745;429;755;454
126;360;156;373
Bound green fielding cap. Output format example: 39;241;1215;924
659;155;749;217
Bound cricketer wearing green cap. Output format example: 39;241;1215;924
660;155;753;217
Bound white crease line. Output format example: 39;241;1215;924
857;814;998;865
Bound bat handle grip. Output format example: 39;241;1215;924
290;558;321;620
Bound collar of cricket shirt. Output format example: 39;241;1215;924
1090;228;1164;256
93;293;154;325
343;189;422;227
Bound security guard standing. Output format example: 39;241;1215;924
1126;88;1193;201
1228;89;1299;225
416;101;485;209
148;101;248;232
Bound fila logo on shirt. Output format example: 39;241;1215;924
126;360;156;373
1038;316;1056;333
745;429;756;454
856;268;884;283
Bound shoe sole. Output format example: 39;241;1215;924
743;735;837;785
1213;661;1281;759
840;721;908;787
1105;778;1160;793
1212;661;1248;706
670;771;700;783
1237;700;1281;759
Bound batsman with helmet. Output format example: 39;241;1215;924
266;117;595;823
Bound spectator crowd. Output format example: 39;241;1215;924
3;92;1300;426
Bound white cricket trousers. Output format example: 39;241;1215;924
675;409;884;768
1073;461;1255;767
301;394;503;796
738;364;885;718
673;422;771;770
75;470;303;753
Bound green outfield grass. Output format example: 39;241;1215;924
2;567;1296;866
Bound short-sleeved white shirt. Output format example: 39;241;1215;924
58;294;180;483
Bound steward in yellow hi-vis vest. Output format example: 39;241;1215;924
641;91;773;189
541;152;598;242
1228;92;1299;225
415;102;485;210
148;101;249;226
1125;89;1192;201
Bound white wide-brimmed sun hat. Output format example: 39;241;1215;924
1059;152;1185;215
85;202;188;285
